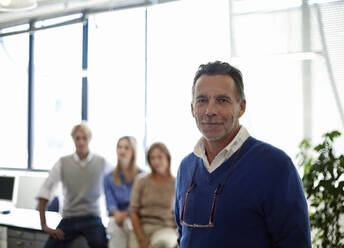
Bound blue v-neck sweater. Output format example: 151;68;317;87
175;137;311;248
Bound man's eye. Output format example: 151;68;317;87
217;98;229;103
197;98;207;103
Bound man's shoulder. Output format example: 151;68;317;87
88;153;108;168
180;152;198;165
59;154;74;162
91;153;105;161
246;136;294;171
247;136;289;158
178;153;201;174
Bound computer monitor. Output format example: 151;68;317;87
0;175;18;211
15;175;47;209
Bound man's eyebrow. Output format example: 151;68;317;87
196;94;208;99
216;94;232;100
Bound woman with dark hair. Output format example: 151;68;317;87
129;142;177;248
104;136;140;248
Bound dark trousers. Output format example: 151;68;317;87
44;215;107;248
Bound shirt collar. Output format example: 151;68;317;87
119;172;135;186
193;126;250;173
73;152;94;167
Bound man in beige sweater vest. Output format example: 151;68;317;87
37;123;112;248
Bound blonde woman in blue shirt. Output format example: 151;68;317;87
104;136;141;248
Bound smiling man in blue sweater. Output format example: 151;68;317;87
174;61;312;248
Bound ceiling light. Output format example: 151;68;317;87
0;0;37;11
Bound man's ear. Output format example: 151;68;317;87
191;102;195;118
238;99;246;117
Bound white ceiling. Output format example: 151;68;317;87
0;0;163;29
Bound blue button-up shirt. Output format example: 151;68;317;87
104;171;137;215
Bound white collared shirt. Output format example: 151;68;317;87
193;126;250;173
72;152;93;168
37;152;112;200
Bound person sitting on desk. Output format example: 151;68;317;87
36;123;112;248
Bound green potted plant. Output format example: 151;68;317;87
297;130;344;247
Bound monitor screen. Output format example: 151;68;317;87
0;176;15;201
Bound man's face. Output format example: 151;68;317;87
73;130;90;155
191;74;246;143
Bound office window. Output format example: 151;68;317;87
239;61;303;158
232;0;302;14
312;1;344;152
230;6;306;159
233;9;302;56
33;24;82;170
88;8;146;167
231;2;344;158
0;34;28;169
1;0;342;172
147;0;231;175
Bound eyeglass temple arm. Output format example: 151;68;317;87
181;184;195;220
208;184;222;224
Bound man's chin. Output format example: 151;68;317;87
77;149;88;154
203;134;224;142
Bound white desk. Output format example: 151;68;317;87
0;208;61;248
0;208;61;231
0;208;109;248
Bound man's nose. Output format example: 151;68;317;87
206;100;218;116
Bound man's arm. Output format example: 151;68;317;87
264;156;312;247
174;164;183;247
38;198;48;228
36;159;64;239
36;160;61;201
38;198;64;240
174;198;181;248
